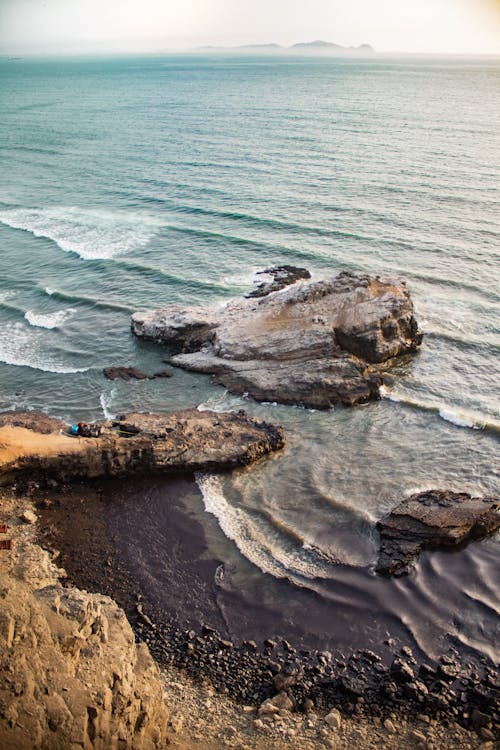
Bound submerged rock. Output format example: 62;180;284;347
376;490;500;576
103;366;174;380
0;409;284;486
131;270;422;408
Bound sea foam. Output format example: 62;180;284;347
0;206;162;260
195;472;338;583
0;321;89;373
24;308;76;329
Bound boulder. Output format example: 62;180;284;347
132;270;422;409
376;490;500;576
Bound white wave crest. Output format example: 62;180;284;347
100;389;117;419
24;308;76;329
0;321;88;373
438;408;475;429
196;472;336;583
0;206;162;260
380;385;500;433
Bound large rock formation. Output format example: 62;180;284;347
376;490;500;576
131;271;422;409
0;410;284;487
0;497;170;750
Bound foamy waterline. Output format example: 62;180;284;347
196;472;348;584
379;385;500;435
0;206;163;260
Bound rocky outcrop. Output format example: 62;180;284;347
245;265;311;298
103;367;173;381
131;271;422;409
0;498;169;750
376;490;500;576
0;410;285;487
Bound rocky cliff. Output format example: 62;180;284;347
131;270;423;408
0;496;170;750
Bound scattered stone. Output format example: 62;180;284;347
410;729;427;744
384;718;397;734
19;509;37;524
325;709;342;729
390;659;415;682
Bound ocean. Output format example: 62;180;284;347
0;54;499;661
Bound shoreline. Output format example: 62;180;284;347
31;477;499;739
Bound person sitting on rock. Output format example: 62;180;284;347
77;422;91;437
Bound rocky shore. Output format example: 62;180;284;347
132;270;423;408
2;490;498;750
0;407;498;748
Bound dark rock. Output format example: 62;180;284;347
245;265;311;298
390;659;415;683
376;490;500;576
340;674;368;696
103;367;149;381
264;639;277;650
132;270;422;409
471;709;490;728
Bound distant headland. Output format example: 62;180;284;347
197;40;374;54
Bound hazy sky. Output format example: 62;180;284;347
1;0;499;56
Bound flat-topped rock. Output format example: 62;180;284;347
376;489;500;576
0;409;284;486
131;271;423;408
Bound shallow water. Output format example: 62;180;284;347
0;54;498;663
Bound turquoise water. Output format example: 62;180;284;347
0;55;499;659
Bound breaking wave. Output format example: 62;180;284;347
24;308;76;329
379;385;500;434
0;321;89;373
0;206;162;260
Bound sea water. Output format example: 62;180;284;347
0;54;499;660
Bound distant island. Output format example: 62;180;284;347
197;40;374;54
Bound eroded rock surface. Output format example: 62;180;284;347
245;265;311;298
0;497;169;750
376;490;500;576
132;271;422;408
0;409;284;486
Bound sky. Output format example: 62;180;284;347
0;0;499;56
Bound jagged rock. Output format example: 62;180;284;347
131;270;422;409
0;409;284;486
376;490;500;576
0;499;169;750
245;265;311;298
